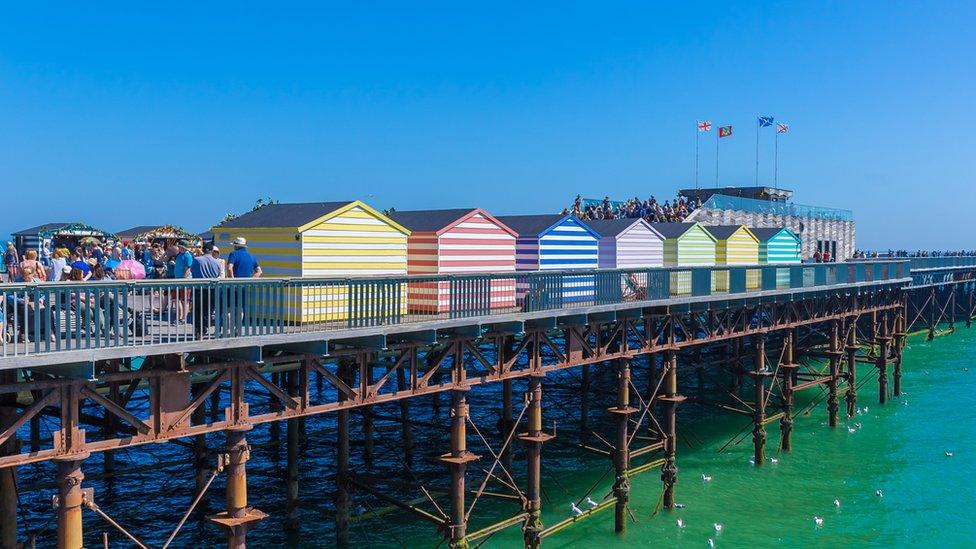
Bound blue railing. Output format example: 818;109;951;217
0;261;910;360
850;257;976;270
701;195;854;222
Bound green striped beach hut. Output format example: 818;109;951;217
651;222;717;295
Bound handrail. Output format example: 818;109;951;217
0;260;914;361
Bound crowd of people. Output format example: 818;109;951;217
561;193;703;223
1;237;264;343
852;250;976;258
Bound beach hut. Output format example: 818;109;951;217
12;223;118;256
583;218;665;269
117;225;202;246
495;214;600;305
751;227;802;288
388;208;518;314
211;200;409;323
651;222;717;295
704;225;761;291
11;223;70;255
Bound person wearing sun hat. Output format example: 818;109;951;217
227;236;262;279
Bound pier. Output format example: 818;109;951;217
1;258;975;547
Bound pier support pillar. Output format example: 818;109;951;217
362;360;374;470
192;382;211;502
55;454;89;549
284;371;301;532
779;330;796;452
520;375;550;548
1;371;20;549
501;379;514;472
751;335;770;466
335;361;351;548
396;365;415;466
440;390;478;548
927;287;936;341
894;304;906;397
208;429;266;549
827;320;841;427
877;313;890;404
660;350;683;510
610;359;636;533
845;318;859;417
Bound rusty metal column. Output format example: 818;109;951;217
362;358;374;470
780;331;797;452
660;350;683;510
284;371;301;532
894;303;906;397
208;428;266;549
55;455;88;549
827;320;841;427
750;335;770;466
520;375;550;548
877;313;891;404
440;389;478;548
610;358;637;533
1;370;19;549
396;364;415;466
336;361;351;548
845;318;859;417
501;379;514;471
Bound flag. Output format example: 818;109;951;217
776;123;789;134
718;125;732;138
698;120;712;132
758;116;774;127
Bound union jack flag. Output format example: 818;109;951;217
698;120;712;132
776;123;789;134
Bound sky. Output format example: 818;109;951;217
1;2;973;249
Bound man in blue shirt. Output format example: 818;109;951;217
191;243;223;338
173;241;194;279
227;237;262;278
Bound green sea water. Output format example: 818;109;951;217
472;330;976;548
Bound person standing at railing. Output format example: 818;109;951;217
48;249;67;282
3;242;19;282
19;250;47;282
211;246;226;278
227;237;262;278
170;240;194;324
69;249;92;281
191;242;223;338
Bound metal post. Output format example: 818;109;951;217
894;303;905;397
0;371;19;549
208;429;265;549
520;375;550;548
440;390;477;548
878;313;890;404
336;362;351;548
284;371;301;532
928;287;936;341
501;379;513;471
55;455;88;549
751;335;769;465
362;360;374;470
396;363;415;466
780;331;796;452
192;382;210;501
660;350;682;510
845;318;858;417
610;359;636;533
827;320;840;427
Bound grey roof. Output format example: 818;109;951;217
703;225;746;240
12;223;70;236
583;218;646;238
749;227;793;242
650;222;699;239
495;215;568;237
388;208;478;232
215;201;354;229
116;225;159;238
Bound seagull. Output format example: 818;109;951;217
847;427;857;433
749;459;755;465
586;497;599;508
675;503;687;509
708;539;715;548
676;517;685;528
946;451;954;457
814;516;824;527
834;499;841;507
770;457;779;464
702;474;713;482
713;523;723;533
864;407;869;413
570;502;584;516
876;489;884;498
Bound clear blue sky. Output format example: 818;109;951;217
1;2;973;249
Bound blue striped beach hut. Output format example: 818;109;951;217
751;227;802;288
495;214;601;304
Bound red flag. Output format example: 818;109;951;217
718;125;733;138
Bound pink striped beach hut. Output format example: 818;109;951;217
389;208;518;314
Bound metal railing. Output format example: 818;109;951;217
850;257;976;270
701;195;854;222
0;261;910;360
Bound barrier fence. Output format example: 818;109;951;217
0;261;911;360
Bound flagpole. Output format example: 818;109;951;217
695;122;700;189
755;116;760;186
774;129;779;191
715;126;720;188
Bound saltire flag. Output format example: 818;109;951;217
698;120;712;132
776;123;789;134
718;125;733;138
758;116;774;127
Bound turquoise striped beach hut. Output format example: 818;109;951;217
751;227;802;288
496;214;601;304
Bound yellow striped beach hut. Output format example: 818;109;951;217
211;200;409;323
705;225;761;291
